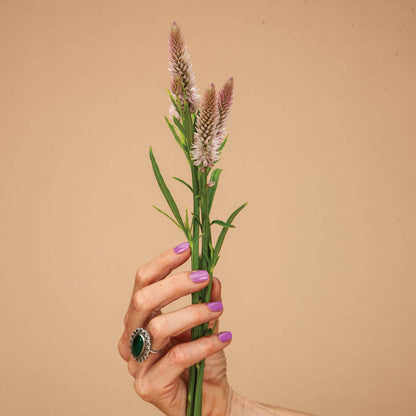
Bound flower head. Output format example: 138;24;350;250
191;83;220;168
215;77;234;144
168;22;199;115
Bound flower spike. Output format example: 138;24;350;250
168;22;200;115
216;77;234;144
191;83;220;169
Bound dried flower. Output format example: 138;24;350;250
215;77;234;144
191;83;220;168
168;22;199;115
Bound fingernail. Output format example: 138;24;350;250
218;331;232;342
174;242;190;254
207;302;223;312
189;270;209;283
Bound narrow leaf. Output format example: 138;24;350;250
165;116;183;148
182;100;194;146
207;169;222;214
211;220;235;228
149;147;185;231
212;202;248;265
218;135;228;153
173;117;185;135
167;89;182;118
173;176;193;192
152;205;181;228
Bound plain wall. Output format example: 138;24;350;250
1;1;415;415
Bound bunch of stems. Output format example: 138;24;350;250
149;95;245;416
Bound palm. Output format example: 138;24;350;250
159;334;229;416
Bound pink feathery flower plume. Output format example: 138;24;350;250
168;22;200;116
215;77;234;145
191;83;220;169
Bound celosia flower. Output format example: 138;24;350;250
191;83;220;168
168;22;199;115
216;77;234;144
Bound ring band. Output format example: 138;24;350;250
129;328;161;362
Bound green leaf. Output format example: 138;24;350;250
182;101;194;146
210;219;235;228
191;212;202;228
202;250;211;269
152;205;181;229
165;116;183;148
185;207;189;231
173;176;193;192
212;202;248;266
218;136;228;153
207;169;222;214
149;147;186;232
167;89;182;118
173;116;185;135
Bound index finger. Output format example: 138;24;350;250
131;242;191;294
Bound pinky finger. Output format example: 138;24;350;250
148;331;232;385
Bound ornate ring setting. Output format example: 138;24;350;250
129;328;161;362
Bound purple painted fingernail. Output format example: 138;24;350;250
174;242;190;254
189;270;209;283
207;302;223;312
218;331;232;342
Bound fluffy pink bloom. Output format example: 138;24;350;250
168;22;199;115
215;77;234;144
191;84;220;168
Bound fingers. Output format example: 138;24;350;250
147;332;232;388
154;276;223;345
147;301;224;351
127;269;210;333
123;242;191;330
119;276;223;363
132;242;191;293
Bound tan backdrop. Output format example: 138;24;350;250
1;1;415;415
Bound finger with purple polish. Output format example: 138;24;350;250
174;242;190;254
207;302;223;312
218;331;232;342
189;270;209;283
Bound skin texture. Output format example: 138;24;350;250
118;244;314;416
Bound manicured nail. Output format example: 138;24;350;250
189;270;209;283
174;242;190;254
207;302;223;312
218;331;232;342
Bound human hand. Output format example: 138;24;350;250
118;242;232;416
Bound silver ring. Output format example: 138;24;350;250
129;328;162;362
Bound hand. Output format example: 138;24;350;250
118;243;232;416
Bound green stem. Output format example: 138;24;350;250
193;359;206;415
187;164;201;416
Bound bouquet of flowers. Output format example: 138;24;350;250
149;22;246;416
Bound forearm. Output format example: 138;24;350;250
227;389;314;416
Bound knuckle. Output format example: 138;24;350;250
134;377;153;401
194;306;206;322
132;290;152;313
135;266;150;285
117;337;124;359
167;345;187;368
118;336;129;361
127;358;138;377
147;317;164;338
135;267;143;283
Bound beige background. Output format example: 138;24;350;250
1;1;415;415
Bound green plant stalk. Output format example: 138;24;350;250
192;168;213;415
187;162;201;416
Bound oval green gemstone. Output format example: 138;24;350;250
131;334;144;358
